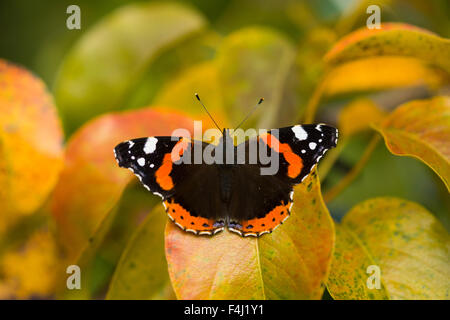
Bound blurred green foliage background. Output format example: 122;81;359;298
1;0;449;87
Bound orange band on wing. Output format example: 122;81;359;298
155;154;174;190
164;200;217;233
241;201;291;234
155;139;189;190
260;133;303;178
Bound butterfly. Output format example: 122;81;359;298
114;95;338;237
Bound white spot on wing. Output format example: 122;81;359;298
128;141;134;148
292;125;308;141
309;142;317;150
144;137;158;154
137;157;145;166
150;163;154;168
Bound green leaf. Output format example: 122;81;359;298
374;96;450;191
325;23;450;73
216;27;299;128
54;2;206;134
338;197;449;299
106;205;174;300
57;182;159;299
165;170;334;299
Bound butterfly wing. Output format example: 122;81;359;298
114;137;225;235
228;124;338;236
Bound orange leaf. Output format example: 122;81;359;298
165;170;334;299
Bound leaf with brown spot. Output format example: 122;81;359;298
165;170;334;299
335;197;450;300
325;23;450;73
50;108;194;260
374;96;450;191
0;59;63;234
327;224;390;300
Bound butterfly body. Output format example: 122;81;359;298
114;124;338;237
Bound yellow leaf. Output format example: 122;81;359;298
0;60;63;235
324;56;448;97
338;98;386;137
374;96;450;190
327;224;390;300
0;230;61;299
154;62;228;128
216;27;298;128
325;23;450;73
341;197;450;299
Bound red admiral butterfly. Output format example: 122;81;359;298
114;97;338;237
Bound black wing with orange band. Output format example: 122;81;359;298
226;124;338;237
114;136;226;235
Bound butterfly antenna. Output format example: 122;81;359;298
195;93;222;133
234;98;264;132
